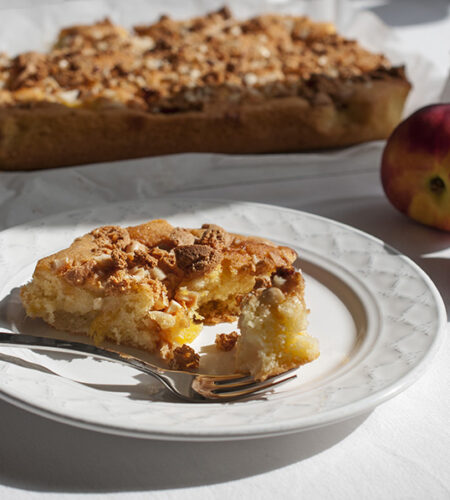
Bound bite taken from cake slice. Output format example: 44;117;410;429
20;219;319;379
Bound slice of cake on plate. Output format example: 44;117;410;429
21;219;319;379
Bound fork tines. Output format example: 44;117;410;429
194;369;298;400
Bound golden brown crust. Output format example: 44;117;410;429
0;9;410;170
0;76;410;170
33;220;297;299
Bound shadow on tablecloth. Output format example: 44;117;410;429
0;398;369;492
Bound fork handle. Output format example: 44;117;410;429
0;331;171;388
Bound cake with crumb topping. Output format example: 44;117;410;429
21;219;319;379
0;7;410;170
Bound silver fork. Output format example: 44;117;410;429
0;332;296;402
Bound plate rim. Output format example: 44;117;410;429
0;196;446;441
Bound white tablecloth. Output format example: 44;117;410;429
0;1;449;499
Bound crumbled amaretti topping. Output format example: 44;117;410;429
169;344;200;370
215;331;239;351
197;224;232;250
0;7;406;112
271;266;304;295
168;227;195;247
58;223;226;294
174;244;222;279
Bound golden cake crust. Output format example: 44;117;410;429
0;9;411;170
35;219;296;290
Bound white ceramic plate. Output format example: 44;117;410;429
0;198;446;441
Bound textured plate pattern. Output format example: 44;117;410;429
0;199;446;440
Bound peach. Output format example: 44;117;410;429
381;104;450;232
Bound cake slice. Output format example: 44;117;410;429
20;220;298;352
21;219;319;378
